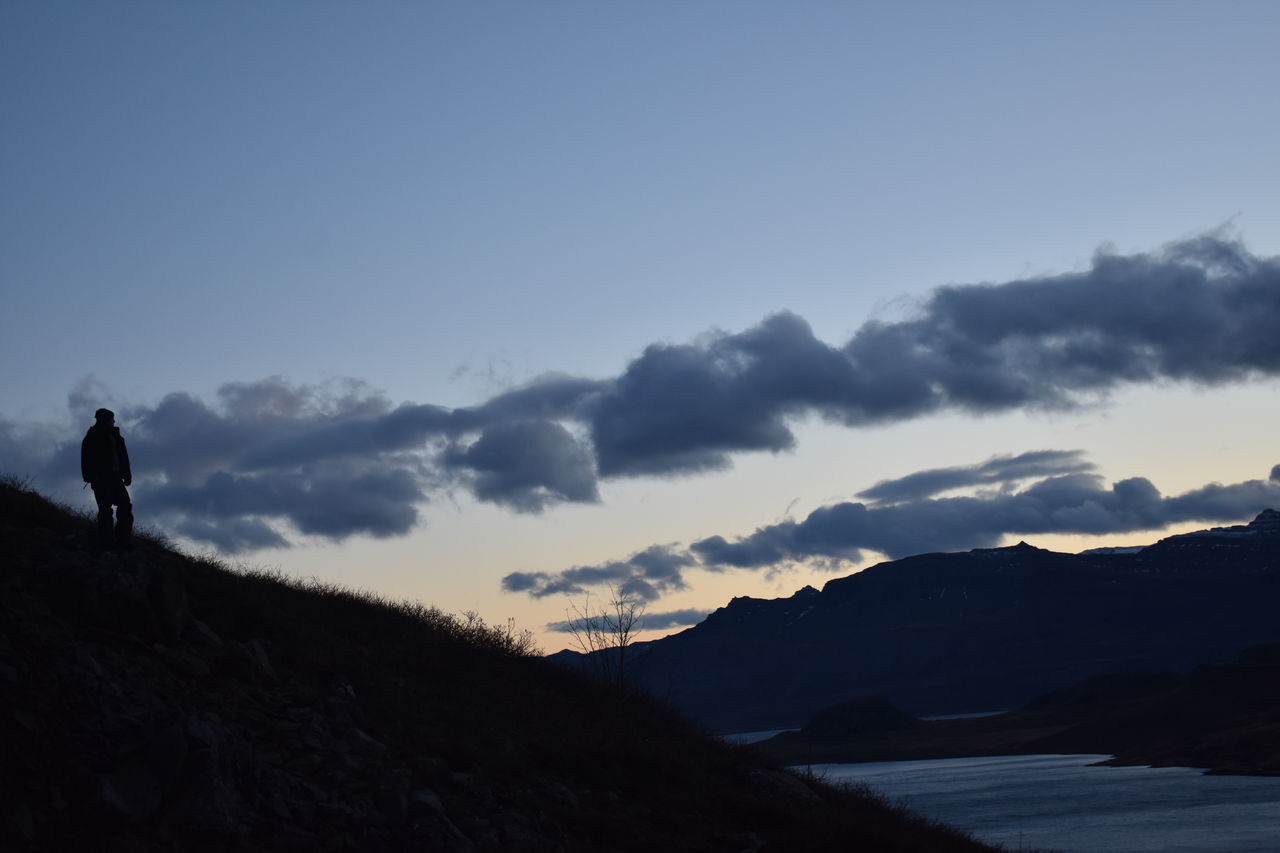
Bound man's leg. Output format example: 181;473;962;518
91;483;114;547
115;484;134;547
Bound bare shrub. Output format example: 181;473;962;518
563;586;646;689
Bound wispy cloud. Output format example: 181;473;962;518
3;232;1278;552
503;545;695;602
855;450;1094;505
545;607;711;634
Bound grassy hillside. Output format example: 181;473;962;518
0;479;998;852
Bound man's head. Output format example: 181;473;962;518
94;408;115;425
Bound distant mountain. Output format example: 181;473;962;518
0;479;995;852
756;643;1280;776
1038;642;1280;775
558;510;1280;733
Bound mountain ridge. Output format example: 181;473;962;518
566;510;1280;733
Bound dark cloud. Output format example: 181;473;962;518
444;419;599;513
502;545;696;602
174;517;291;554
590;233;1280;475
587;313;827;476
236;403;452;471
121;381;431;546
4;375;610;552
856;450;1094;505
0;379;441;551
1163;475;1280;521
690;526;806;573
4;232;1279;554
142;462;424;542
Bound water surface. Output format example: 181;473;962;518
811;754;1280;852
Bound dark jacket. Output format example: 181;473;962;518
81;425;132;486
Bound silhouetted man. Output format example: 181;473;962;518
81;407;133;549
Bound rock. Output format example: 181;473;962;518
411;788;446;815
351;727;387;757
156;646;211;678
542;780;579;810
236;639;278;681
493;811;543;848
190;618;225;647
417;815;478;853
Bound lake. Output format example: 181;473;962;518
810;754;1280;852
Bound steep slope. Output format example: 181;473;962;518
0;480;994;852
576;512;1280;732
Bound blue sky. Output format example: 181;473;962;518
3;2;1279;650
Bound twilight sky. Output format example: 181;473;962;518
3;1;1279;651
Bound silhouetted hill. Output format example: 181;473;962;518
0;479;996;852
559;511;1280;732
757;644;1280;776
1040;644;1280;775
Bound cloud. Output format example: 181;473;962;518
513;455;1280;602
454;373;607;428
640;608;712;630
0;379;441;551
143;462;425;543
4;231;1279;553
587;232;1280;475
173;517;291;553
691;465;1280;570
855;450;1095;505
443;419;599;513
545;607;710;634
0;417;58;481
122;381;434;547
3;375;608;551
502;545;696;602
586;314;817;476
235;402;453;472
